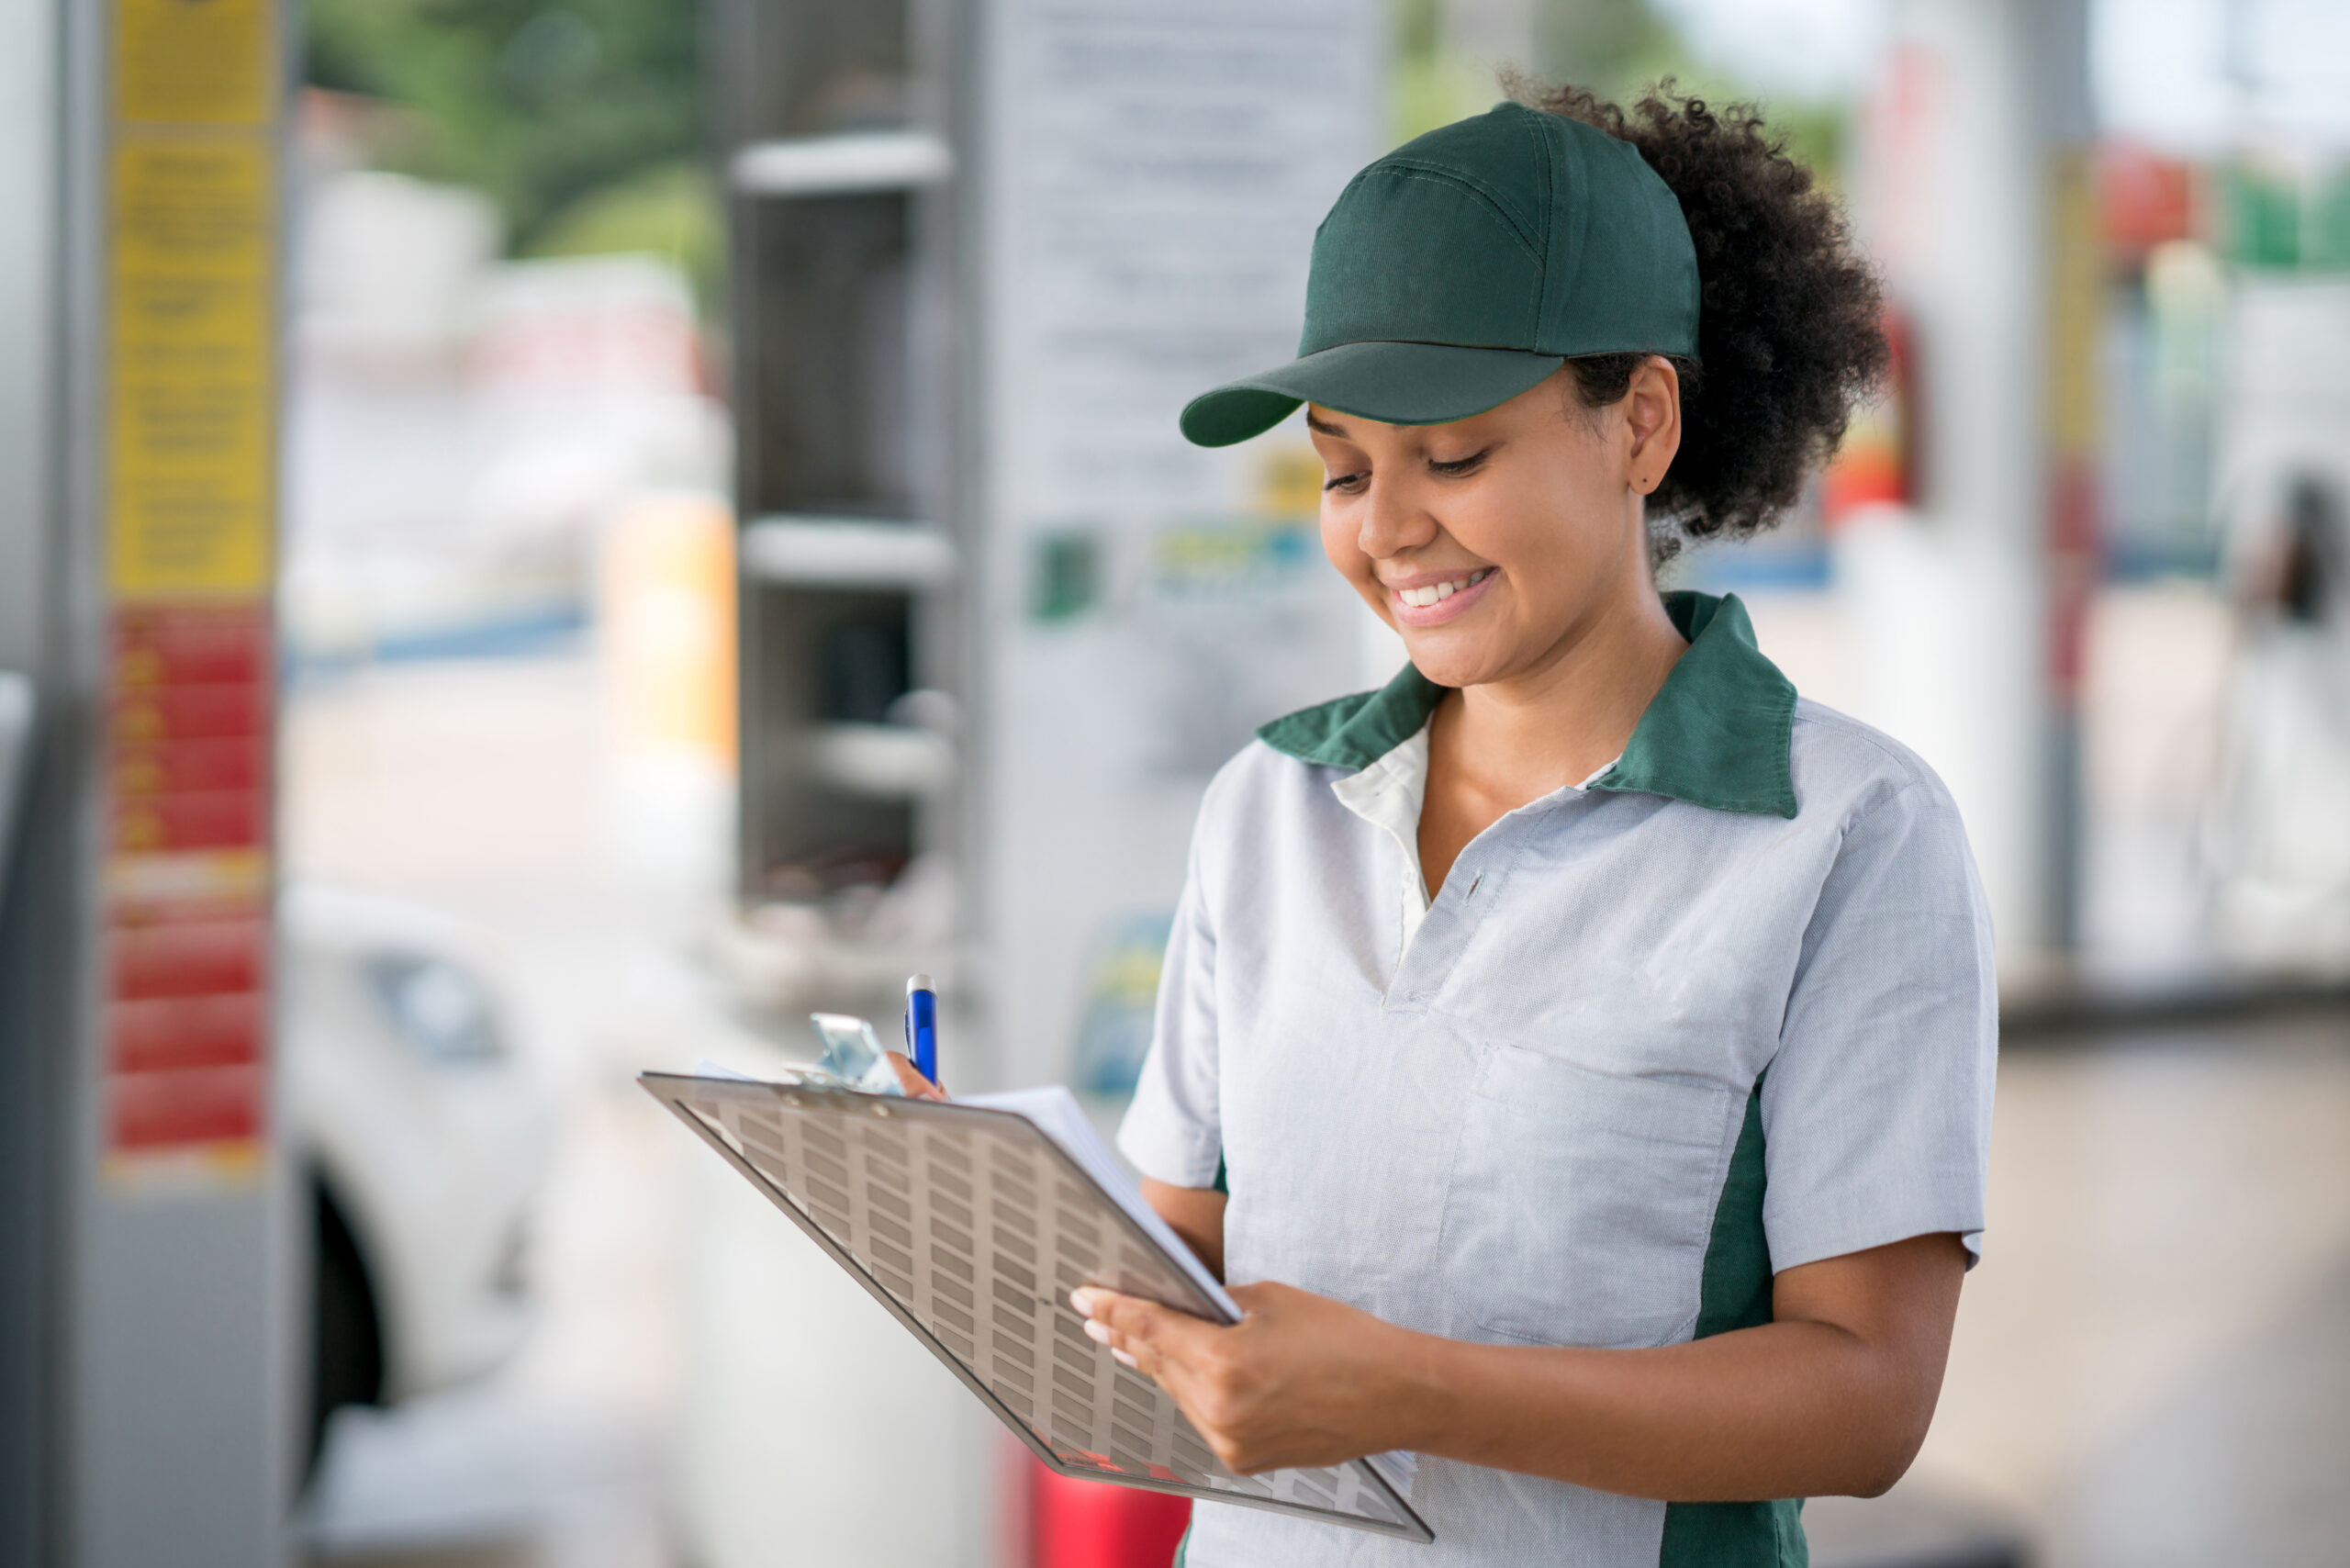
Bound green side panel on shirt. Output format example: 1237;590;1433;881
1213;1157;1228;1195
1660;1082;1807;1568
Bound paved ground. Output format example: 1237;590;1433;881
1935;1014;2350;1568
289;652;702;1568
285;649;2350;1568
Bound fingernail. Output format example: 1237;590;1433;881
1111;1348;1139;1369
1069;1288;1095;1315
1082;1319;1112;1344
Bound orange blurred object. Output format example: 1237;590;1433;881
1030;1461;1192;1568
600;490;738;766
1822;308;1918;526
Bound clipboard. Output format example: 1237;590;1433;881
642;1070;1434;1542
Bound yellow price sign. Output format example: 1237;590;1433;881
106;136;275;598
115;0;274;128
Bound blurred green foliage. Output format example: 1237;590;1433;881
1389;0;1845;184
1536;0;1683;102
306;0;713;286
530;159;723;302
309;0;1845;314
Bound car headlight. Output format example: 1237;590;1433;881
364;954;508;1066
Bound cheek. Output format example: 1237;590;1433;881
1472;462;1609;577
1319;505;1372;584
1439;474;1558;580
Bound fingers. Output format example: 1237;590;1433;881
1069;1287;1149;1369
1087;1325;1140;1368
1072;1288;1270;1473
883;1050;947;1100
1071;1287;1231;1379
1070;1288;1324;1475
1070;1280;1394;1477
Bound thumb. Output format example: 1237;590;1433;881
1225;1281;1282;1317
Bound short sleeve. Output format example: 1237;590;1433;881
1761;777;1998;1271
1116;811;1225;1188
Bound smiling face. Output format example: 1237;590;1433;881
1309;358;1683;692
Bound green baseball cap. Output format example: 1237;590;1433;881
1180;101;1701;448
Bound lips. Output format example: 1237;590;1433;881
1387;566;1496;627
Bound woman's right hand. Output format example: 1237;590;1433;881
883;1050;948;1101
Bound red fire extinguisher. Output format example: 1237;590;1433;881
1028;1460;1192;1568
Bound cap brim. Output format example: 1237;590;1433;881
1179;341;1567;448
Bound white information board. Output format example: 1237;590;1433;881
978;0;1383;1086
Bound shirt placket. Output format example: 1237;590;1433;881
1386;808;1524;1012
1388;786;1621;1011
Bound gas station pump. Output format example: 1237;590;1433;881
0;1;297;1564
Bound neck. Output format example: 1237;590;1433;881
1438;567;1688;802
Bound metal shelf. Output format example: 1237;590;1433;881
730;130;954;198
740;517;957;589
805;722;956;799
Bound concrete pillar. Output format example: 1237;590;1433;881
1848;0;2092;969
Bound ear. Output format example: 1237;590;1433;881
1623;356;1683;496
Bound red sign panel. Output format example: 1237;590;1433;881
110;993;266;1075
104;602;273;1167
111;1064;265;1151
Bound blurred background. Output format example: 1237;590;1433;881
3;0;2348;1565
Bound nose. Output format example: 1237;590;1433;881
1354;472;1437;562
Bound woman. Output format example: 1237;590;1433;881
994;85;1990;1568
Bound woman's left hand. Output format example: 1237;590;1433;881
1070;1281;1425;1474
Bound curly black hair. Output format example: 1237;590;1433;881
1512;80;1887;558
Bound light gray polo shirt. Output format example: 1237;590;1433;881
1119;591;1998;1568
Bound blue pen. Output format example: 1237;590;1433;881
904;974;938;1084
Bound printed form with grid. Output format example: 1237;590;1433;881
641;1071;1431;1541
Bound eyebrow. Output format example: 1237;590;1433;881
1303;410;1348;436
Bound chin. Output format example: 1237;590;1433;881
1398;638;1500;690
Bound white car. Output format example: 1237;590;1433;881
284;882;550;1464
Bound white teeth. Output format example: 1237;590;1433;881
1397;569;1486;609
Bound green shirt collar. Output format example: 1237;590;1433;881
1256;590;1798;819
